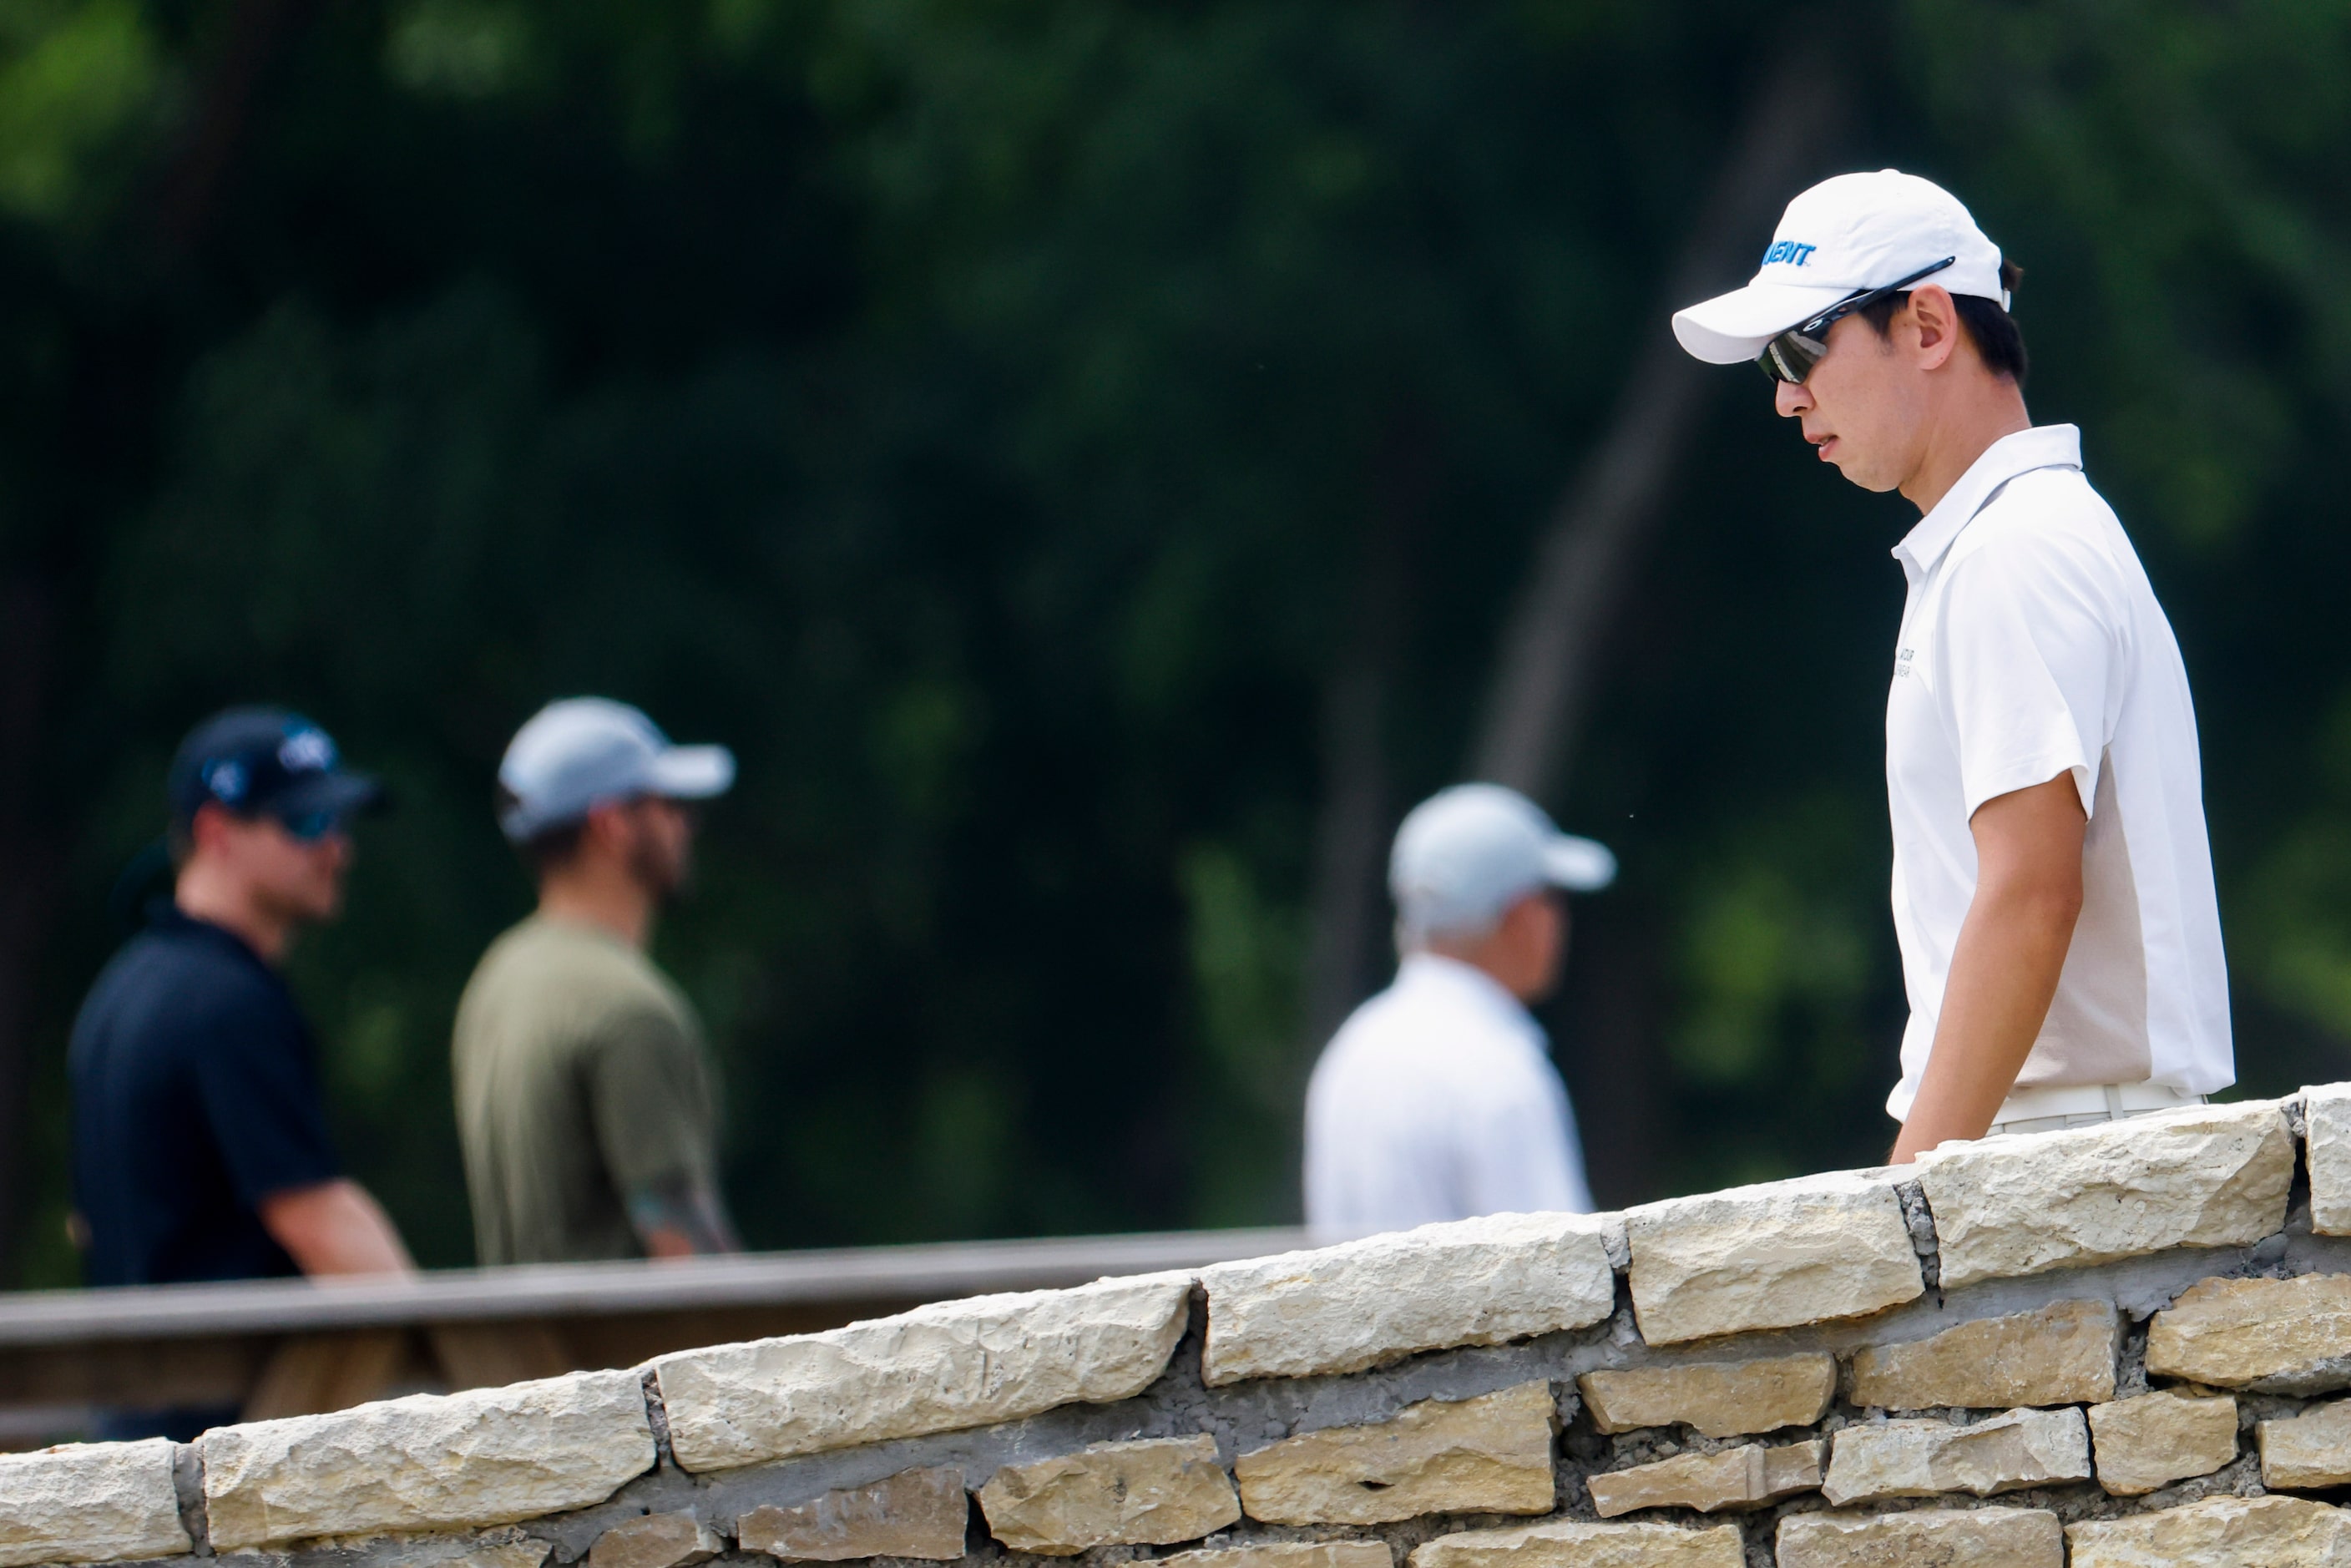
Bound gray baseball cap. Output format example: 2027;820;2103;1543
1389;783;1615;939
497;697;736;842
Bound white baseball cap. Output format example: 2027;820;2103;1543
1390;783;1615;940
497;697;736;842
1671;169;2010;365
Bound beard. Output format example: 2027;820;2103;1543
628;819;691;904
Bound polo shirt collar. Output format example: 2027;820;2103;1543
1892;424;2083;578
1396;951;1532;1024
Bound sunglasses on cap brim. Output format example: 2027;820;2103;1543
1755;256;1958;384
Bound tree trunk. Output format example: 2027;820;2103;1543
1469;43;1847;1208
1470;49;1846;801
1299;417;1436;1051
0;579;59;1282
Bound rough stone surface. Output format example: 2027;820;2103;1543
1774;1507;2063;1567
734;1465;968;1561
201;1370;656;1550
653;1273;1193;1471
1408;1519;1744;1568
2146;1273;2351;1393
0;1438;191;1568
1160;1544;1393;1568
287;1531;554;1568
2309;1084;2351;1236
1577;1353;1834;1439
1235;1380;1556;1525
1848;1299;2117;1410
2066;1494;2351;1565
2263;1397;2351;1489
1623;1171;1922;1346
1914;1100;2294;1287
975;1434;1240;1555
1199;1213;1616;1385
1819;1408;2091;1504
585;1513;721;1568
2088;1389;2238;1495
1585;1439;1821;1517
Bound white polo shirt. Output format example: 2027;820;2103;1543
1302;953;1592;1242
1883;424;2232;1122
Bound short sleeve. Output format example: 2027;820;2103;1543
1456;1056;1590;1216
584;998;716;1196
190;986;340;1206
1933;525;2121;820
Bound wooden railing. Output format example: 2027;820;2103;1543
0;1227;1305;1441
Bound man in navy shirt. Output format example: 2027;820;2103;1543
70;707;412;1435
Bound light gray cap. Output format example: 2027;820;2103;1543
497;696;736;842
1389;783;1615;939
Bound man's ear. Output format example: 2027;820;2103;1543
579;798;633;857
188;802;235;858
1906;284;1961;371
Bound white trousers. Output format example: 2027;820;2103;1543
1986;1081;2209;1138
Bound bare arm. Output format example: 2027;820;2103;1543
1889;772;2087;1163
259;1178;417;1277
626;1171;741;1259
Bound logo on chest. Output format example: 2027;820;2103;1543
1894;647;1916;679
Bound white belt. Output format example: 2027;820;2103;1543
1991;1081;2206;1124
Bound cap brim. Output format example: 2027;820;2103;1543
646;745;736;801
1671;281;1860;365
1542;835;1616;893
272;772;387;820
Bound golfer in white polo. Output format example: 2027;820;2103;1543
1671;170;2231;1161
1303;784;1615;1241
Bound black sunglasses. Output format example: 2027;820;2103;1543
274;807;346;842
1756;256;1957;384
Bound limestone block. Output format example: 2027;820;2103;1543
1408;1519;1744;1568
1775;1507;2063;1567
2065;1494;2351;1565
2263;1398;2351;1489
1577;1353;1833;1438
1819;1407;2091;1504
1161;1544;1393;1568
653;1272;1192;1472
1914;1100;2293;1288
1199;1212;1616;1385
200;1370;655;1550
735;1465;968;1561
2146;1274;2351;1394
1623;1171;1921;1346
0;1438;191;1568
2308;1084;2351;1235
2088;1389;2237;1495
1234;1381;1556;1525
1848;1299;2117;1410
1585;1439;1821;1517
291;1531;553;1568
587;1513;722;1568
975;1434;1239;1555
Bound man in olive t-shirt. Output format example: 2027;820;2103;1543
453;699;741;1264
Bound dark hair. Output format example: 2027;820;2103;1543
496;785;589;879
1858;259;2028;384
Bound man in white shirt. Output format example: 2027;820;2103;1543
1671;170;2232;1160
1303;784;1614;1241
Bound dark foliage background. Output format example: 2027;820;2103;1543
3;0;2349;1283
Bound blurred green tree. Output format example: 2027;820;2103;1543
1;0;2348;1282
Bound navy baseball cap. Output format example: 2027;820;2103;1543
167;707;386;837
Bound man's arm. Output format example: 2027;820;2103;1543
1890;771;2087;1163
625;1171;741;1259
259;1179;416;1276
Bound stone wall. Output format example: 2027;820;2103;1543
25;1088;2351;1566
